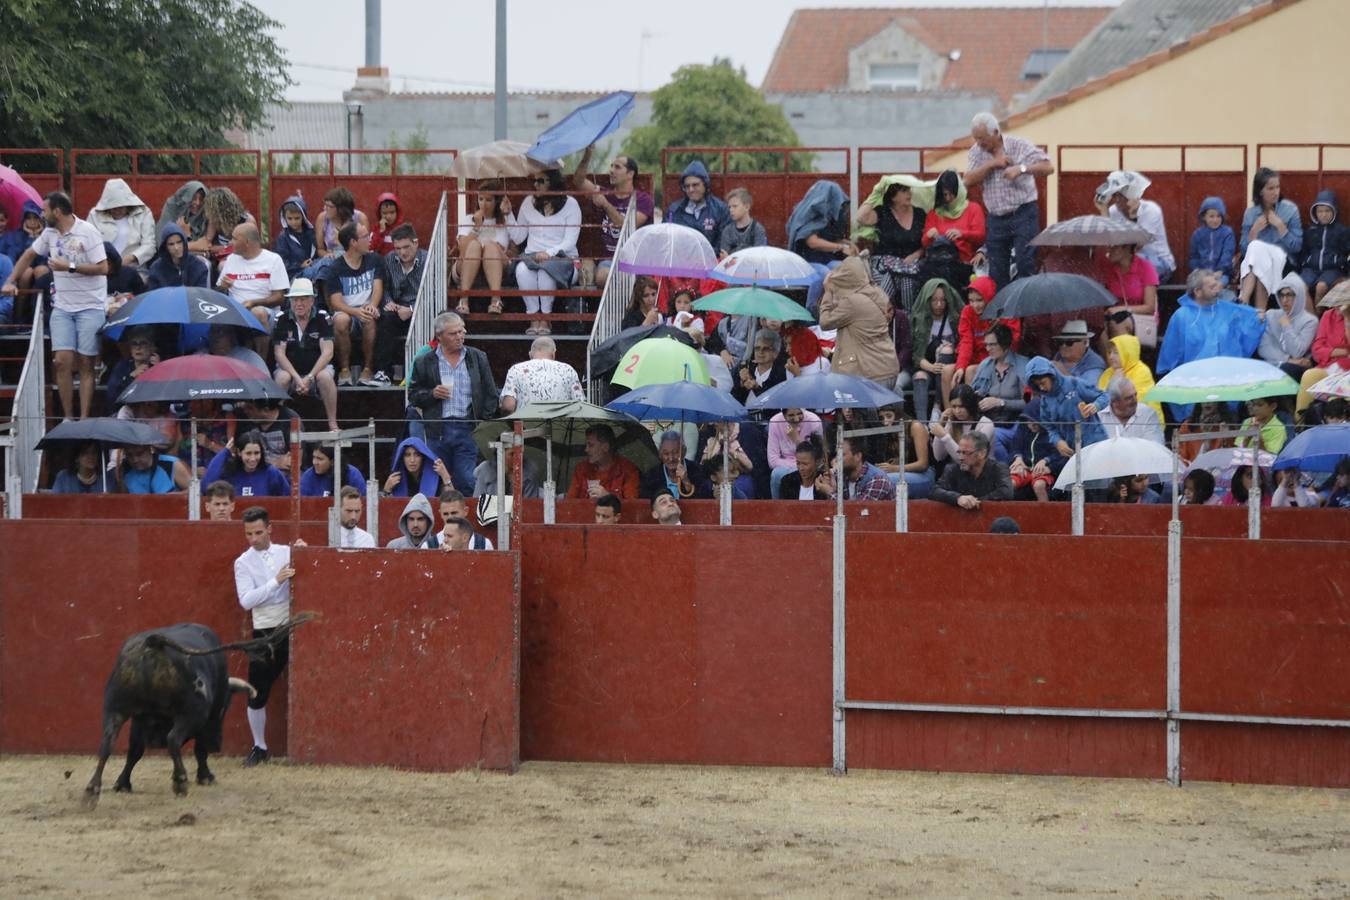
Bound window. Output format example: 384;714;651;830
867;63;919;91
1019;49;1070;81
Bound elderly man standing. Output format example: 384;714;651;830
498;336;584;414
964;112;1054;289
407;311;499;494
1098;375;1164;444
217;222;289;358
930;431;1013;510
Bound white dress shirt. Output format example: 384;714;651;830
234;543;292;629
1098;404;1164;444
339;525;376;549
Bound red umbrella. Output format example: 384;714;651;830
116;354;288;405
0;164;44;231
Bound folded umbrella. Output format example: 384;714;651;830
103;286;266;338
527;91;636;163
607;381;747;423
1030;215;1152;248
36;417;171;449
448;140;561;180
1272;424;1350;472
981;272;1118;321
1144;357;1298;405
116;354;288;405
610;336;710;389
589;324;697;378
616;222;718;278
1052;436;1180;491
693;286;813;323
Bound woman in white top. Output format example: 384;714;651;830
455;180;516;316
509;169;581;335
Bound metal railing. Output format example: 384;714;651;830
10;295;47;501
584;200;637;403
404;191;449;394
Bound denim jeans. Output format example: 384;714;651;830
986;201;1040;290
425;420;479;495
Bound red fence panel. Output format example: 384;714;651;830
268;149;458;247
858;145;1048;231
69;149;263;228
660;147;850;247
1256;144;1350;224
0;148;65;196
288;547;520;771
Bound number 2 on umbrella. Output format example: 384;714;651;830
622;353;640;375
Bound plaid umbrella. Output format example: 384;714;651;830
1030;215;1152;248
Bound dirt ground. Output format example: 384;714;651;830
2;755;1347;898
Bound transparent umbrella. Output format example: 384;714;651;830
615;223;718;278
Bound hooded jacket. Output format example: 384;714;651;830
157;179;208;241
146;223;209;290
1024;356;1109;448
274;194;317;278
1299;190;1348;273
1007;399;1067;470
1239;196;1302;256
1097;334;1163;421
665;160;730;243
371;191;403;257
906;278;965;370
817;257;898;381
0;199;42;262
388;436;446;498
954;275;1021;372
1188;196;1236;279
786;180;848;263
386;492;441;550
88;179;157;266
1258;273;1319;366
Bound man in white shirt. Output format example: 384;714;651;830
1097;375;1164;444
218;223;289;359
1;191;109;420
338;485;376;548
233;506;305;766
498;336;584;414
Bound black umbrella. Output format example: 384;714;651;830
36;417;171;449
981;272;1118;321
589;324;699;378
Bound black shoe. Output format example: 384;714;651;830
242;745;270;767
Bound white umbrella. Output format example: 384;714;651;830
1053;436;1180;491
708;246;817;288
1307;367;1350;399
615;223;718;278
448;140;561;179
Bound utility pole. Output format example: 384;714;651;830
494;0;507;140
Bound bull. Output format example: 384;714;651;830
84;618;308;809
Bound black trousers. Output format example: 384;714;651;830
247;628;290;710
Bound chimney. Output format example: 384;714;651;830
351;0;389;97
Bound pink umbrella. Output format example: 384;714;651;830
0;164;44;231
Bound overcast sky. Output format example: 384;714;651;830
271;0;1123;101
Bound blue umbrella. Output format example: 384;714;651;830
527;91;636;163
747;372;903;412
607;381;747;424
103;286;266;339
1272;424;1350;472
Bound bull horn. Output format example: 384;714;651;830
228;677;257;699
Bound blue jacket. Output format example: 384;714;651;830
388;436;445;498
1024;356;1109;448
202;447;291;497
0;199;42;262
1006;400;1067;470
300;464;367;498
146;223;209;290
1188;196;1236;279
664;160;729;243
1239;197;1302;255
1299;190;1348;273
786;180;848;260
274;195;317;279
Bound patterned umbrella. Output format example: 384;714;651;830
1030;215;1152;248
448;141;560;179
615;223;718;278
1316;279;1350;310
1307;367;1350;399
1144;357;1298;405
708;246;818;287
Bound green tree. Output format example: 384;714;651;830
622;58;810;187
0;0;292;151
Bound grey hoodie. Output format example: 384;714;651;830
385;492;441;549
1258;273;1319;365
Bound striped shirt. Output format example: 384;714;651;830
437;349;472;419
966;135;1048;216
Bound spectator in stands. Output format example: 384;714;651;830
593;493;622;523
510;169;582;336
857;178;927;307
788;180;854;308
1051;320;1107;386
1110;473;1163;505
1098;334;1162;422
2;191;108;420
1258;274;1318;382
4;202;47;320
202;430;291;498
234;398;300;468
118;443;188;494
965;112;1054;289
438;489;494;550
767;407;823;472
314;187;369;259
386;493;440;550
1189;197;1236;286
1157;269;1264;420
874;405;935;499
272;278;339;432
930;384;995;470
574;146;653;287
204;324;268;374
907;278;964;421
326;222;387;387
378;222;425;379
930;430;1012;509
665;160;729;244
1298;190;1347;305
383;436;450;498
1098;375;1164;444
1323;458;1350;508
1221;464;1273;508
1095;243;1159;345
193;187;254;268
158;181;208;244
1025;355;1110;458
336;484;375;548
1298;296;1350;418
707;453;750;499
1094;170;1175;282
650;488;683;526
1238;167;1303;307
817;256;898;388
732;329;791;405
640;431;713;500
87;178;156;269
1007;401;1066;502
105;326;159;403
816;435;896;501
567;423;639;500
919;170;986;268
971;323;1029;459
437;517;476;551
498;336;584;414
273;195;315;281
622;277;661;329
1181;469;1216;505
668;289;706;345
1235;396;1288;454
203;480;236;520
102;241;145;317
299;443;366;498
699;420;760;499
217;223;288;358
1272;467;1321;508
407;311;498;492
0;200;41;262
0;249;13;327
454;181;513;315
718;188;767;259
778;439;830;500
371;192;403;258
146;223;208;291
955;275;1019;386
51;440;109;494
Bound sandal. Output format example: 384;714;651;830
487;298;504;315
455;297;470;315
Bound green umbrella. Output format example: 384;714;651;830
1143;357;1299;405
610;336;710;388
693;286;814;323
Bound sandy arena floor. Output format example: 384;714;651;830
1;754;1347;898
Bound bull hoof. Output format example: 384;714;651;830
196;771;215;786
113;780;132;794
172;778;189;798
82;786;101;810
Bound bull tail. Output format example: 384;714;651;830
146;613;318;660
228;677;258;699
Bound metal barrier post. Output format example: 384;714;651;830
832;512;847;774
330;435;343;546
187;418;200;521
1248;469;1261;540
494;437;510;551
719;446;732;526
1071;421;1084;536
11;295;46;494
367;418;378;540
1166;516;1183;786
542;437;556;525
895;421;908;533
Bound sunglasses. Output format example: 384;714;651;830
532;177;549;185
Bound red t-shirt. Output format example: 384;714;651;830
567;456;640;499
